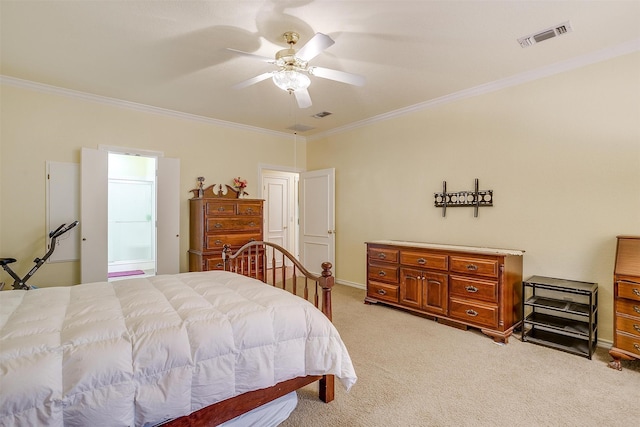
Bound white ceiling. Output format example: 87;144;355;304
1;1;639;137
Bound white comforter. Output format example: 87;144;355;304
0;271;356;426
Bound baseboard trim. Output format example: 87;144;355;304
335;279;365;290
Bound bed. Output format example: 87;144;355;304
0;241;356;426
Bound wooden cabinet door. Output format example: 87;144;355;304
400;267;422;309
422;271;448;315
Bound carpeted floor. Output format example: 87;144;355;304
281;284;639;427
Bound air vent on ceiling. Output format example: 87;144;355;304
517;21;572;48
312;111;332;119
287;124;315;132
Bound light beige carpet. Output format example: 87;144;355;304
281;284;639;427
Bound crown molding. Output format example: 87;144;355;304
3;37;637;143
308;38;640;141
0;75;302;141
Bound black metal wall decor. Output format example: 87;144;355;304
434;178;493;217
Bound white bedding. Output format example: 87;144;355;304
0;271;356;426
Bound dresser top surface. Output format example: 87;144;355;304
367;240;525;256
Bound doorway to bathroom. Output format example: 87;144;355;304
107;152;156;280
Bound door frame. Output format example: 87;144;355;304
81;145;179;283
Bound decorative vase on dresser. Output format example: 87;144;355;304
365;240;524;343
609;235;640;370
189;184;263;273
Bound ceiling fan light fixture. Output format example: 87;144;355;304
272;70;310;92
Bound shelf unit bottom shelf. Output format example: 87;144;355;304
522;327;595;359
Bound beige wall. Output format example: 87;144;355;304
0;83;303;287
307;52;640;341
1;52;638;341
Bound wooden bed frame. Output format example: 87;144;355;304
166;241;335;426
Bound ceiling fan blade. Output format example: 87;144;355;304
309;66;365;86
293;88;312;109
232;72;274;89
226;48;275;63
296;33;335;62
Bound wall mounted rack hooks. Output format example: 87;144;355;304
434;178;493;217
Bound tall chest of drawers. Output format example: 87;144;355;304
366;240;524;343
608;235;640;370
189;188;263;272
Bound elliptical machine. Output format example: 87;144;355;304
0;221;79;290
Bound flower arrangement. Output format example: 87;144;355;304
233;177;248;197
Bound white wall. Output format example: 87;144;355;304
307;52;640;341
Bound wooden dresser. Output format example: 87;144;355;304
365;240;524;343
189;185;263;272
608;235;640;370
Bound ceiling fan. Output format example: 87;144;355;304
228;31;365;109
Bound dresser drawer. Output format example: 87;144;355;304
368;262;399;284
616;299;640;318
367;281;399;303
205;233;260;250
206;217;261;232
450;275;498;304
237;202;262;215
205;201;236;216
450;256;499;278
400;251;448;271
616;316;640;338
615;332;640;357
618;280;640;302
368;247;399;263
449;298;498;329
204;256;226;270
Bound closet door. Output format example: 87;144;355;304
299;168;335;276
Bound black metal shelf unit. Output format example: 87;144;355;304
521;275;598;359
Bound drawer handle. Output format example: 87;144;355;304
635;343;640;352
214;223;223;228
465;285;479;293
465;309;478;317
249;238;256;242
246;208;253;213
215;263;224;268
634;324;640;333
217;207;225;212
215;239;223;245
466;264;478;271
248;222;256;227
378;271;386;277
377;289;387;296
377;253;386;259
635;306;640;314
417;258;427;265
634;289;640;297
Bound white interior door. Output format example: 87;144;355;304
80;147;108;283
299;168;335;276
156;157;180;275
264;175;288;267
